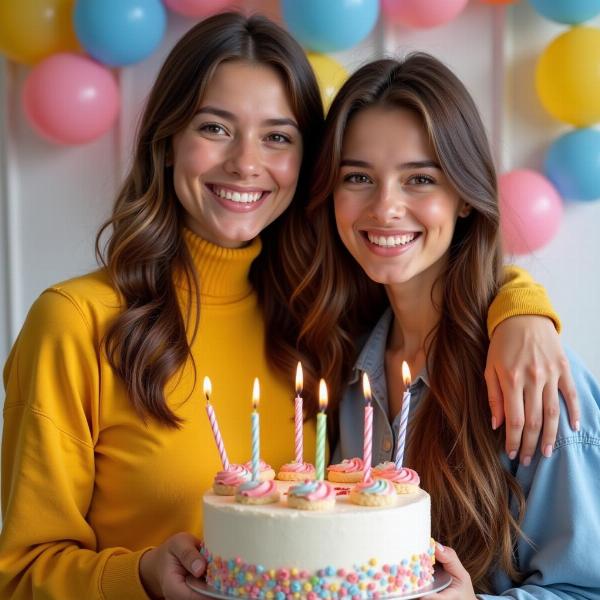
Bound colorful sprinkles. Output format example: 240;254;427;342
201;539;435;599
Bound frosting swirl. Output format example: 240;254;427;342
327;457;364;473
214;464;251;486
237;479;278;498
244;459;273;473
278;462;316;475
353;479;397;496
288;480;336;502
373;462;420;485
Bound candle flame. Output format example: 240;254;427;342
203;376;212;402
318;379;328;411
362;372;372;404
402;361;412;388
252;377;260;410
295;362;303;395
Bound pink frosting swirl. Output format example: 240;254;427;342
353;478;397;496
279;462;316;475
214;464;251;487
244;459;274;473
373;462;420;485
288;480;337;502
327;457;364;473
237;479;278;498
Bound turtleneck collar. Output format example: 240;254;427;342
181;228;262;303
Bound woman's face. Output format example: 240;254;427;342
172;60;303;248
334;106;468;288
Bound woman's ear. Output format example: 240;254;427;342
458;202;472;218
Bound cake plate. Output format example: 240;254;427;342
186;565;451;600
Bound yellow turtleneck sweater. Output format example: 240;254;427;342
0;229;557;600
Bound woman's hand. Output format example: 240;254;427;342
139;532;208;600
485;315;579;465
427;543;475;600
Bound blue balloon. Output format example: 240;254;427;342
74;0;166;67
528;0;600;24
545;128;600;202
281;0;379;53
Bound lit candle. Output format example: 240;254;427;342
251;377;260;481
394;362;412;469
294;362;304;463
315;379;328;481
204;376;230;470
362;372;373;482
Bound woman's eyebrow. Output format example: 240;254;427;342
340;158;441;169
195;106;299;130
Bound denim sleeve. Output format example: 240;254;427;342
480;350;600;600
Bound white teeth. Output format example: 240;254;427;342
213;186;263;203
367;232;416;247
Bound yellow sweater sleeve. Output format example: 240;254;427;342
0;290;151;600
487;265;561;338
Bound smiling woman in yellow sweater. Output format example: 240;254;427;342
0;12;575;600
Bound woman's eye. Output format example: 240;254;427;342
199;123;227;135
344;173;371;184
266;133;292;144
408;174;435;185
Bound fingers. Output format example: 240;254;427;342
558;357;580;432
539;381;560;459
171;533;206;578
518;377;545;465
498;371;524;461
484;366;504;431
434;544;469;581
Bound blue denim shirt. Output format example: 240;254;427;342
333;308;600;598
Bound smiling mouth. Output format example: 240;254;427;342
208;184;268;204
364;231;420;248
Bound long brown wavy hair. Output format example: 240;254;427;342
96;12;324;426
295;54;526;591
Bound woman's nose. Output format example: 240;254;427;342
224;137;261;178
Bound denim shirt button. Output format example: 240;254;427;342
382;437;392;452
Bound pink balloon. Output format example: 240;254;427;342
22;53;119;145
499;169;563;255
381;0;469;28
163;0;238;18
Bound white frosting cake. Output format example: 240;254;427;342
201;481;434;598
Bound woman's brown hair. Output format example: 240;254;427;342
96;12;324;426
296;54;526;591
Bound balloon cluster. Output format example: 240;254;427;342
0;0;237;144
499;0;600;255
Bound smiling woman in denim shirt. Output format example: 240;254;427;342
298;53;600;598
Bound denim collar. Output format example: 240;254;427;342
350;307;431;391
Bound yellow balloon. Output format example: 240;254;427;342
0;0;80;65
307;53;348;112
536;26;600;127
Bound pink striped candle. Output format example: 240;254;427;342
362;372;373;482
294;362;304;463
394;362;412;469
251;378;260;481
204;376;230;470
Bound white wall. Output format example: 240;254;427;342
1;1;599;397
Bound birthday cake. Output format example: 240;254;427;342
201;479;435;598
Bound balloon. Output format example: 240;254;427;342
73;0;166;67
307;54;348;112
499;169;563;255
0;0;79;65
281;0;379;53
381;0;468;28
536;27;600;126
544;128;600;202
22;53;120;145
163;0;237;18
528;0;600;24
